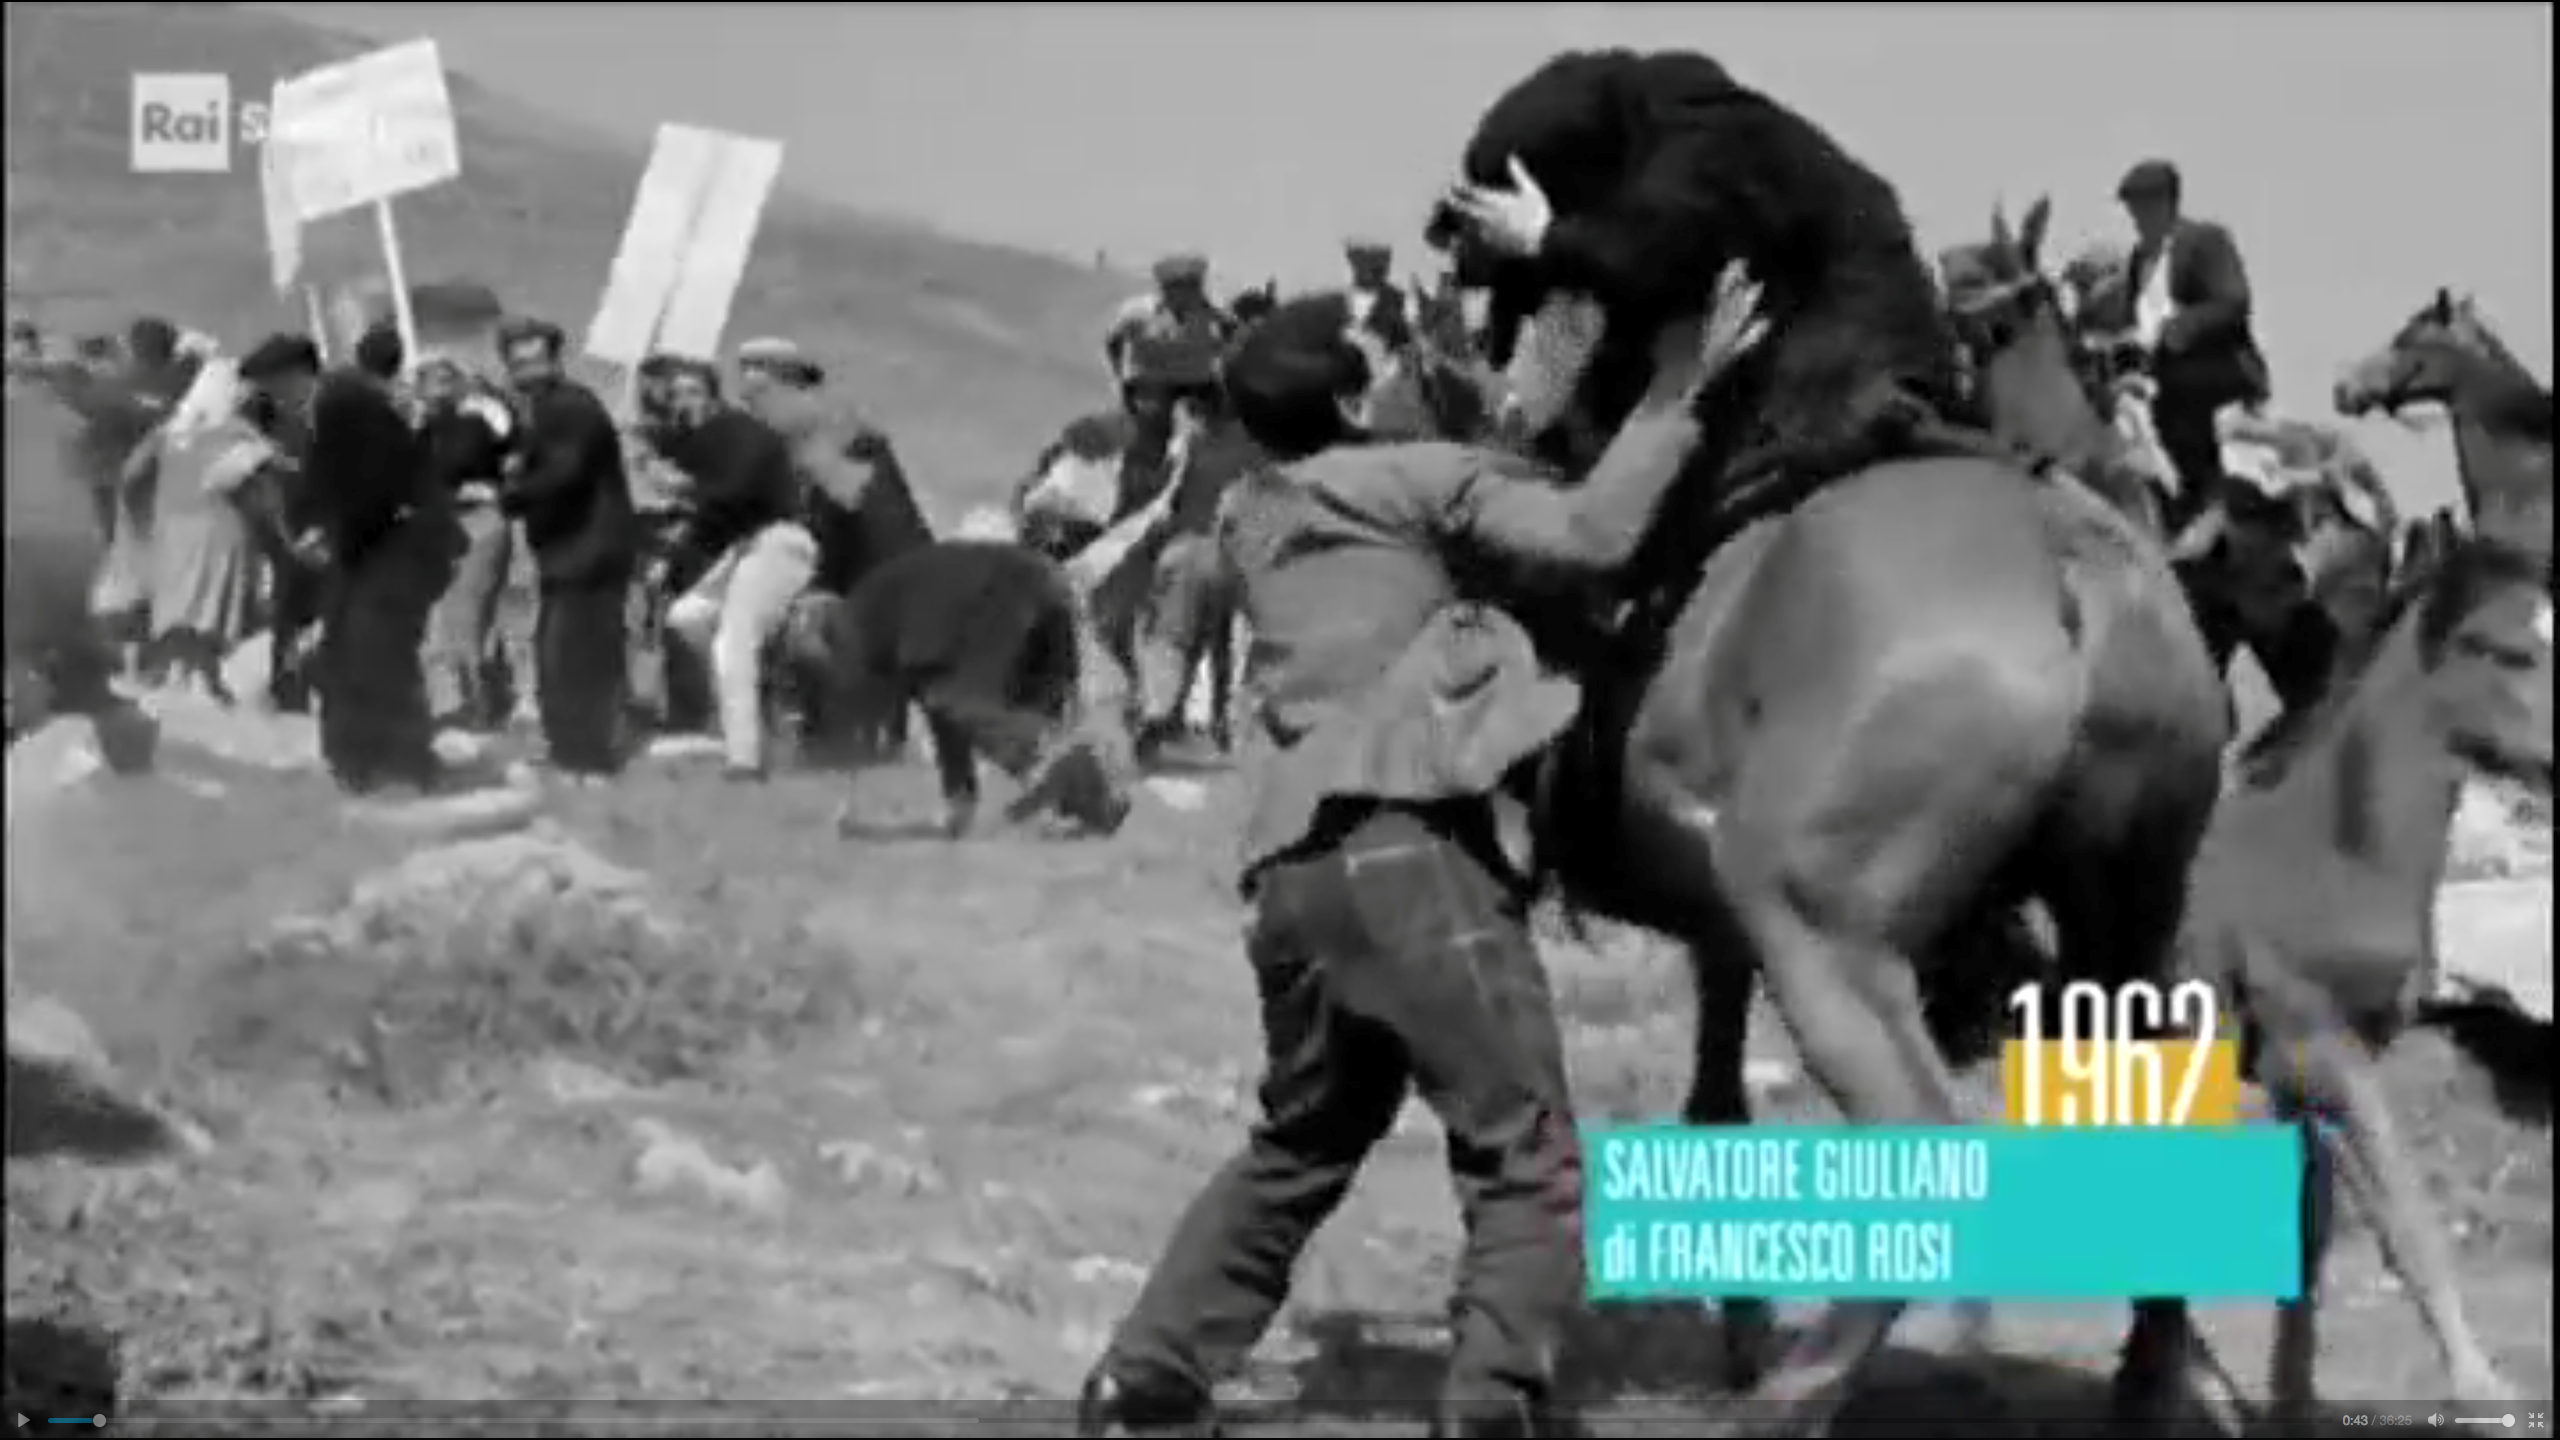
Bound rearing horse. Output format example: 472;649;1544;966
1438;50;2234;1433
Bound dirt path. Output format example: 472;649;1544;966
7;749;2549;1434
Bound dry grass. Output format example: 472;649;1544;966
5;737;2549;1436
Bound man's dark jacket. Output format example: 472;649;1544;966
658;407;800;586
2092;218;2272;410
502;378;638;587
308;367;425;567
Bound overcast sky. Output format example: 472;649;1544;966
257;1;2552;511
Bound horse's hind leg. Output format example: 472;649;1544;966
2036;767;2249;1430
2255;1012;2515;1408
1677;933;1781;1391
1648;655;2077;1434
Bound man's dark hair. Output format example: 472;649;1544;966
237;332;322;383
497;316;567;359
127;316;179;367
353;322;405;381
1223;294;1371;461
663;355;722;400
239;387;284;436
2115;158;2183;206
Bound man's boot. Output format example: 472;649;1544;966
1073;1365;1220;1438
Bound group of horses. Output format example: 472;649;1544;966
1003;195;2550;1431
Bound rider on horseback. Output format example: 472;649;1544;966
2080;159;2273;540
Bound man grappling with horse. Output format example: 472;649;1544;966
1074;247;1771;1433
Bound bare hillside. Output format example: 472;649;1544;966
3;0;1126;505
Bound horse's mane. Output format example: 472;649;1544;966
2230;524;2544;789
2443;300;2553;442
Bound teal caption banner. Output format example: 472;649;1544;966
1583;1124;2302;1301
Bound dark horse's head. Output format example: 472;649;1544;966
1936;196;2172;536
1426;47;1960;498
1229;278;1282;331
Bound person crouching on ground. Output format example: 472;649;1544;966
1075;263;1768;1439
497;317;639;784
415;353;518;731
733;335;935;759
304;322;453;795
783;538;1132;840
647;356;808;781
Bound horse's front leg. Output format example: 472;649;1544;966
2257;1010;2513;1409
1675;658;2076;1436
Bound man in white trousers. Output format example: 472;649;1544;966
650;358;812;781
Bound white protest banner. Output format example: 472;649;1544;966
269;39;460;223
653;132;783;361
585;123;726;368
271;39;462;367
583;123;784;370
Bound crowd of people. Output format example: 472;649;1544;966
4;221;1484;820
2;301;1101;809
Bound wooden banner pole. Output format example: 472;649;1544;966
301;283;331;364
372;197;419;373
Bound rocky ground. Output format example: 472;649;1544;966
5;714;2550;1436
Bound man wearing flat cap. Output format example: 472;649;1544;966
1341;237;1409;338
2085;158;2271;537
1103;253;1235;392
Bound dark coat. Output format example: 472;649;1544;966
1445;48;1966;486
1440;47;1971;598
658;408;800;585
2095;219;2272;410
307;368;424;568
501;377;637;588
797;539;1082;731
